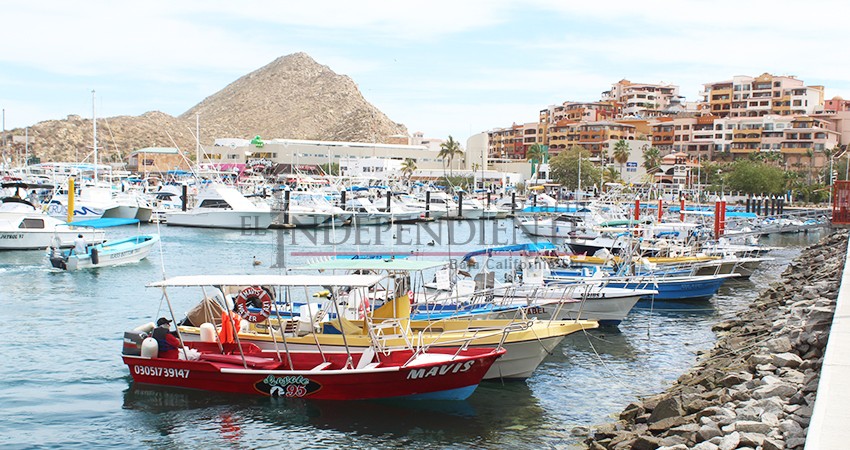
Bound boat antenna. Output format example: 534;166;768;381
92;90;98;183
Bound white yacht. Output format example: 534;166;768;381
165;184;276;229
418;192;484;220
282;193;351;228
0;187;105;250
344;196;421;225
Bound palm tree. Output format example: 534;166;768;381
613;139;631;176
400;158;417;180
438;136;464;177
602;166;621;184
805;148;814;184
526;143;547;180
642;146;662;174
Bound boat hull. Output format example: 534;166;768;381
177;319;594;381
0;229;105;251
53;235;158;270
165;210;275;229
123;345;502;401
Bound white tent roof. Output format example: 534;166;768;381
147;274;385;288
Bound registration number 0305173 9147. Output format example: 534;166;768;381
133;365;190;379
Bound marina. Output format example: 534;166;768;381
0;217;826;448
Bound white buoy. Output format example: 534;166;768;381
239;319;250;333
140;337;159;358
199;323;217;342
133;322;155;333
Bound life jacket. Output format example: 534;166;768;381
152;327;177;352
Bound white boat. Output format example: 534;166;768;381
394;194;447;220
418;192;484;220
0;188;105;251
515;214;599;239
165;184;276;229
278;193;350;228
346;197;421;225
104;190;154;223
48;234;159;270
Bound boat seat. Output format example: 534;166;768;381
359;362;380;370
310;361;333;371
200;353;281;370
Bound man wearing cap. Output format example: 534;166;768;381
152;317;181;359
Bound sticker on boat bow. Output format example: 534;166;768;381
256;374;321;397
407;361;475;379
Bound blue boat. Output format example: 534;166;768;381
547;272;736;302
48;234;160;270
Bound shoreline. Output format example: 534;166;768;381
583;230;847;450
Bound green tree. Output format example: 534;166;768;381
549;146;601;190
613;139;631;176
724;160;786;195
641;146;662;174
602;166;621;184
805;148;815;184
318;162;339;176
438;136;464;176
400;158;417;180
526;143;547;180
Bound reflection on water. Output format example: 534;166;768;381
122;382;544;448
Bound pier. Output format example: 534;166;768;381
584;230;846;450
805;233;850;449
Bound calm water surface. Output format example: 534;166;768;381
0;220;824;449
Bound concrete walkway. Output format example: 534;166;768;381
806;237;850;449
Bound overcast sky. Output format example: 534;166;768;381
2;0;849;146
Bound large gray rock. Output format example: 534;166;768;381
753;383;798;400
735;420;772;434
648;396;684;423
719;372;752;388
772;352;803;368
739;431;766;447
763;437;786;450
692;441;719;450
719;431;740;450
696;424;723;442
631;434;662;450
765;337;793;353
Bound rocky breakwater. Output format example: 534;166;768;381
585;230;848;450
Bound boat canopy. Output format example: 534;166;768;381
300;259;447;271
147;274;385;288
69;218;140;228
461;242;557;262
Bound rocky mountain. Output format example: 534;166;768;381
4;53;408;164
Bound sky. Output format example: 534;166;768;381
2;0;850;146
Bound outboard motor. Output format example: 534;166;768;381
48;246;67;270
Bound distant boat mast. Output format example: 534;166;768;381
92;89;98;182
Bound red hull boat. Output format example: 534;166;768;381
123;341;504;401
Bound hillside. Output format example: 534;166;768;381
5;53;408;164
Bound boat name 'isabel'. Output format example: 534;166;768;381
407;361;475;379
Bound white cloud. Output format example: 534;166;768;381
3;0;850;139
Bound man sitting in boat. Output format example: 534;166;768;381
72;234;87;256
152;317;180;359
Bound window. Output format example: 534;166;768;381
19;218;44;229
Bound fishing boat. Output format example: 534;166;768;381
449;243;653;325
48;233;159;270
165;183;276;229
122;274;505;401
172;262;597;380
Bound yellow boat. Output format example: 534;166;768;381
176;290;597;380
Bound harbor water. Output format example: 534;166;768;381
0;220;825;449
